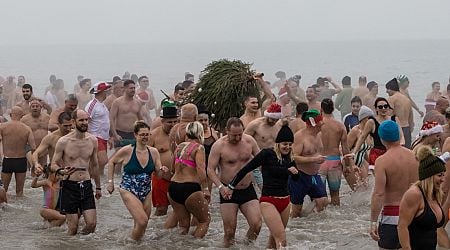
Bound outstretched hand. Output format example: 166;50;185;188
221;187;233;200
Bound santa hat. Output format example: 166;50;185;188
417;121;443;138
264;103;283;120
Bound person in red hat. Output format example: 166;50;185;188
245;102;284;189
85;81;112;175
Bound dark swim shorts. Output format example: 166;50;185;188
58;180;96;214
289;170;327;205
1;157;28;173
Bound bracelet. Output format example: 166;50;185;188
56;168;65;176
218;184;224;190
227;183;235;190
96;187;101;191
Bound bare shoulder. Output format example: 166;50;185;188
147;146;159;155
243;133;257;145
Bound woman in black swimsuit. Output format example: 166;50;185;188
197;104;219;191
398;146;449;249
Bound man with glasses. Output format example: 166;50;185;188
386;78;414;149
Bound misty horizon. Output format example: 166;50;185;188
1;0;449;45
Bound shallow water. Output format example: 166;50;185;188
1;172;380;250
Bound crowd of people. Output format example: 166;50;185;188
1;72;450;249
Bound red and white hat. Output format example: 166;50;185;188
278;86;288;98
90;81;111;94
264;103;283;120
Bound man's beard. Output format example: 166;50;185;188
76;124;88;132
24;95;31;101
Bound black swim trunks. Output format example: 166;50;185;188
1;157;27;173
220;184;258;205
114;130;136;147
58;180;96;214
378;223;401;249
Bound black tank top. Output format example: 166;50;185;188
203;128;217;165
369;116;396;150
408;186;445;250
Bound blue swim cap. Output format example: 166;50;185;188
378;120;399;142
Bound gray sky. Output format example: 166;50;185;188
1;0;449;45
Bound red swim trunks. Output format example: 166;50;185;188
151;173;170;207
97;137;108;152
369;148;386;165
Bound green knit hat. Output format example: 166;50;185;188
417;146;446;180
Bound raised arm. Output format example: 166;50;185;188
326;77;342;93
352;119;374;154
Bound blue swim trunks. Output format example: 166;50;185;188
120;172;151;202
288;170;327;205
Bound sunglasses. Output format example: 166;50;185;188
377;104;390;110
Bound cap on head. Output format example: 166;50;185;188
378;120;399;142
358;105;374;121
386;78;400;91
301;109;322;127
264;103;283;120
276;124;294;143
416;146;446;180
90;81;111;94
397;75;409;86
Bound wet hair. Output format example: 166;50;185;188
185;121;204;143
245;95;259;102
316;77;326;86
79;78;91;88
138;76;148;83
321;98;334;114
374;97;392;109
130;74;138;83
182;80;194;89
185;73;194;81
133;120;150;133
296;102;309;115
351;96;362;105
309;85;319;93
174;84;185;93
123;79;135;87
112;76;121;82
275;71;286;79
432;81;440;88
342;76;351;85
226;117;244;130
359;76;367;84
49;74;56;83
58;111;72;124
367;81;378;91
22;83;33;92
66;94;78;102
